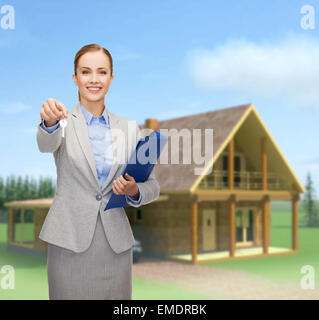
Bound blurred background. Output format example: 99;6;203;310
0;0;318;299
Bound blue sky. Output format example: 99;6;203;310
0;0;318;195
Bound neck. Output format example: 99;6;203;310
80;98;105;117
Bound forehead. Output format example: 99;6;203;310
78;51;111;69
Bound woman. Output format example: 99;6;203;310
36;43;160;300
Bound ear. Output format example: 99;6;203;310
72;74;78;86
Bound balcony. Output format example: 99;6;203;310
198;170;289;191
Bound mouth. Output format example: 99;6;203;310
86;86;103;94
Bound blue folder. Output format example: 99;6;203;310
104;130;168;211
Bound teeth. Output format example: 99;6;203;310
88;87;101;91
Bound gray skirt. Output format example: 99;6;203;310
47;212;133;300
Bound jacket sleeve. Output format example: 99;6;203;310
36;119;63;153
127;184;142;204
124;121;160;207
41;119;60;134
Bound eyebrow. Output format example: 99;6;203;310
80;67;108;70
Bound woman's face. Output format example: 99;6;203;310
72;50;114;104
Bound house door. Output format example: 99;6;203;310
202;209;217;251
235;208;254;247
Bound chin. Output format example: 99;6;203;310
82;94;105;102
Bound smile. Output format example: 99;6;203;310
87;87;102;94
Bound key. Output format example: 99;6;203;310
60;118;68;138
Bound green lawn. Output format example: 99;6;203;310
0;223;213;300
0;201;318;299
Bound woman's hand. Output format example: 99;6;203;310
40;98;68;127
112;173;140;199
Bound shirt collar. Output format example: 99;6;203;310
80;102;109;126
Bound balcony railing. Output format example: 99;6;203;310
198;170;289;190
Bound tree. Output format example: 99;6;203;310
5;174;17;202
0;177;5;222
29;176;38;199
0;174;56;222
37;175;55;198
301;172;319;227
16;175;24;200
22;175;30;200
0;176;5;208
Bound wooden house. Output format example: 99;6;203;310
4;198;52;257
125;103;305;264
4;103;305;263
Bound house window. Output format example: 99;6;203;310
136;209;142;221
246;209;253;241
235;208;254;245
236;210;243;242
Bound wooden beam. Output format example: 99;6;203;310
191;198;198;264
229;195;236;257
7;208;13;244
261;137;267;190
292;196;299;251
20;208;24;244
195;189;295;202
263;195;270;254
228;138;234;190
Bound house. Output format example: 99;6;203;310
4;103;305;263
125;103;305;264
4;198;51;257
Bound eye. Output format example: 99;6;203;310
82;71;89;74
100;71;107;74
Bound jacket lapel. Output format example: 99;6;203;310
71;103;124;193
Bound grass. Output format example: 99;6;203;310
0;200;318;299
0;223;214;300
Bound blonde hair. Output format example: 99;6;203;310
74;44;113;102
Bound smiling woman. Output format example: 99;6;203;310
72;44;114;116
36;43;160;300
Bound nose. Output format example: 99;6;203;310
90;72;98;83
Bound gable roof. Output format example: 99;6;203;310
138;103;306;193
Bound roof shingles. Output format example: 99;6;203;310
139;104;251;191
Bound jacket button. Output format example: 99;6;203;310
96;194;102;201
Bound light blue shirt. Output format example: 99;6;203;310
40;103;142;204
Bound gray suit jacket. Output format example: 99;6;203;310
36;102;160;254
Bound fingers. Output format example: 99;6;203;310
119;175;129;185
40;98;68;122
124;173;131;180
47;98;61;119
43;101;58;120
112;175;129;194
112;181;122;194
55;101;68;118
113;177;125;193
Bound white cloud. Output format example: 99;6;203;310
185;34;319;110
0;102;32;114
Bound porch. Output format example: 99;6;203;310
186;190;300;265
168;246;296;264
